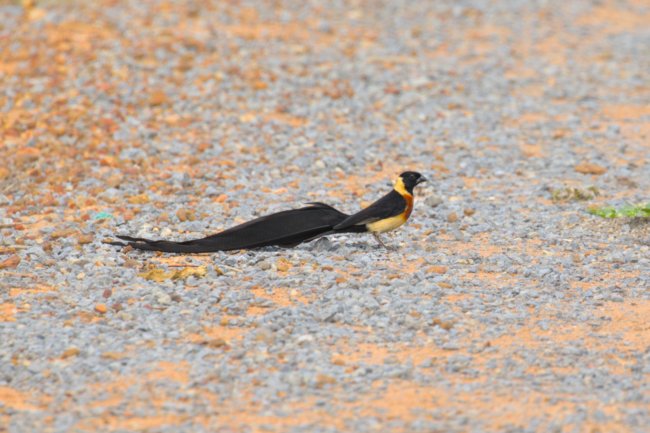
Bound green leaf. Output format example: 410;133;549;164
588;203;650;219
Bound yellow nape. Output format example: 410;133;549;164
394;176;410;196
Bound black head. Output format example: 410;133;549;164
398;171;427;194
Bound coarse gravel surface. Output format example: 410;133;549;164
1;1;649;432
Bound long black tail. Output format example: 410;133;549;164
111;203;358;253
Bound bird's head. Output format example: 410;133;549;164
396;171;427;194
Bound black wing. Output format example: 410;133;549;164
333;190;406;231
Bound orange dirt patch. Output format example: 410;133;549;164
9;285;56;297
441;232;511;259
461;270;521;287
487;298;650;364
595;300;650;352
334;335;472;369
488;319;587;351
385;256;427;275
0;387;38;411
78;414;186;432
262;112;308;127
569;270;640;291
246;285;314;316
186;324;246;346
618;122;650;152
360;381;449;419
577;3;650;34
602;104;650;121
146;361;190;384
0;303;17;322
196;397;345;432
520;144;544;158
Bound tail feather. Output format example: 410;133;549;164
113;203;352;253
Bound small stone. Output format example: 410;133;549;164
16;146;40;162
463;208;476;217
447;212;459;223
441;342;460;351
212;266;224;276
127;193;150;204
255;328;275;344
204;338;228;348
176;208;196;222
431;318;454;330
61;347;80;359
575;162;606;175
315;374;337;388
276;258;291;272
149;90;169;106
156;293;172;305
106;174;123;188
0;255;20;269
102;289;112;299
76;233;94;245
251;80;268;90
123;258;139;268
425;195;443;207
428;265;447;274
296;334;314;345
50;228;76;239
94;303;108;314
331;354;346;366
116;312;133;322
171;266;207;280
102;352;126;360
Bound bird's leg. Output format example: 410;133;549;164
373;233;396;250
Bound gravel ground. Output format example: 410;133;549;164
1;0;649;432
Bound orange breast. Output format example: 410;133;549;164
403;193;413;220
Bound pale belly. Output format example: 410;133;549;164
367;214;407;233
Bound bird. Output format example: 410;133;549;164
111;171;426;253
330;171;426;249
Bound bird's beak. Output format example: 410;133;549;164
416;176;427;185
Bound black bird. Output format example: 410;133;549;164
112;171;426;253
331;171;426;248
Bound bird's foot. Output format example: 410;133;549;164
373;233;397;251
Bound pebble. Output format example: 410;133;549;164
156;292;173;305
425;195;444;207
